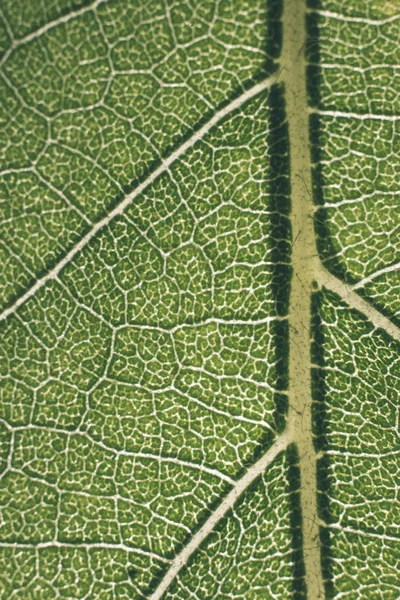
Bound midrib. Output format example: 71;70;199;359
151;0;327;595
282;0;324;597
2;0;400;597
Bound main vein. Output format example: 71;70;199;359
0;75;277;323
147;1;328;595
281;0;325;597
3;1;399;598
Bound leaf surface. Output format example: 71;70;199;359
0;0;399;598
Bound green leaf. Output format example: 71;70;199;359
0;0;399;598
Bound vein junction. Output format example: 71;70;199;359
1;0;399;597
0;76;277;324
151;0;400;596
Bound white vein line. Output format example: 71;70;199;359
353;261;400;289
3;0;107;51
0;7;14;42
127;452;235;485
0;75;277;323
309;108;400;122
114;315;287;334
183;365;282;395
320;523;400;543
0;541;169;563
307;8;400;26
315;190;397;210
149;433;290;600
316;266;400;342
324;449;400;458
14;423;235;484
169;384;276;430
33;168;93;226
314;64;400;72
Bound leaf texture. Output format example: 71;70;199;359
0;0;399;598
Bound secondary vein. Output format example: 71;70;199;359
148;432;291;600
0;75;278;323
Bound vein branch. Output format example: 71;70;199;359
0;75;277;323
148;433;291;600
352;261;400;290
0;541;169;563
306;8;400;26
316;267;400;342
309;108;400;121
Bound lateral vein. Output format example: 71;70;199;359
0;75;277;323
148;433;291;600
352;261;400;290
0;0;108;68
316;267;400;342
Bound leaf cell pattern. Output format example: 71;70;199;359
308;0;400;324
164;448;305;600
308;0;400;596
0;0;399;598
312;289;400;598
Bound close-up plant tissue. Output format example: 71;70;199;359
0;0;399;598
